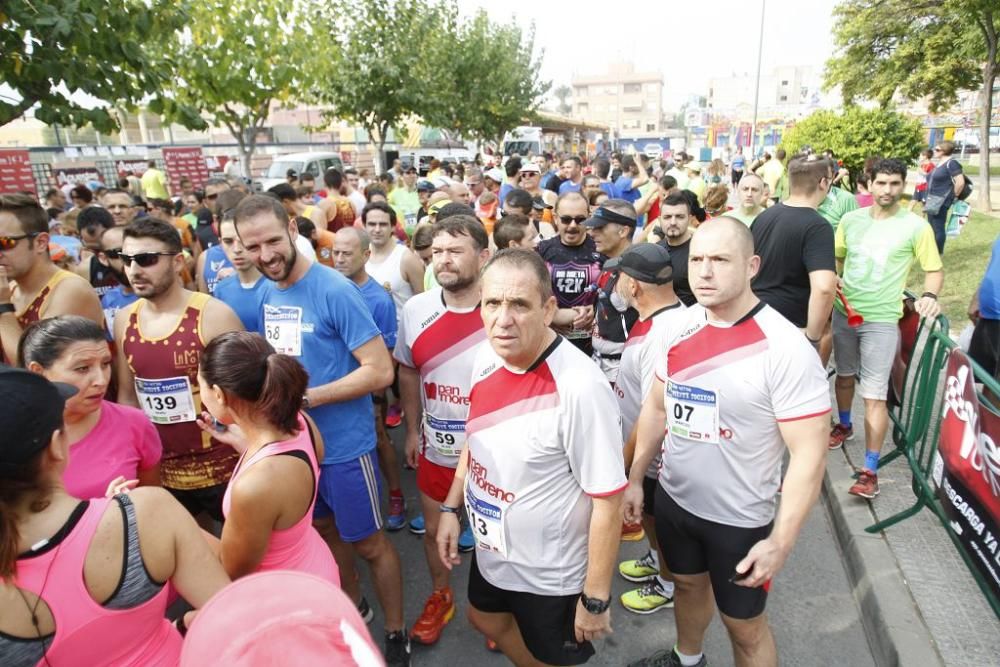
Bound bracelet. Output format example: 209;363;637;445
0;303;14;315
439;504;461;514
922;292;938;300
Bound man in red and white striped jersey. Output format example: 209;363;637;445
436;248;626;666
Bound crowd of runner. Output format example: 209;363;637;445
1;140;997;667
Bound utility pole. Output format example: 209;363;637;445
748;0;766;157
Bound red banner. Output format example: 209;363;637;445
0;149;36;194
163;147;209;192
933;349;1000;598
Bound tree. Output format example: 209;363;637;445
0;0;192;131
156;0;315;178
554;86;573;115
311;0;455;173
427;11;549;149
825;0;999;210
781;108;926;179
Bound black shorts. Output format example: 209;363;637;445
642;475;657;517
168;483;226;523
468;555;595;666
654;486;771;620
969;318;1000;379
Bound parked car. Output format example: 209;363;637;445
255;152;345;192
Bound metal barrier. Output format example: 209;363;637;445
864;305;1000;618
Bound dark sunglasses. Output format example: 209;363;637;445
120;251;177;267
559;215;588;226
0;233;38;251
205;193;220;200
103;248;123;260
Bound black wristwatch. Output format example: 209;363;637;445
439;504;461;514
0;303;14;315
301;393;311;410
580;593;610;614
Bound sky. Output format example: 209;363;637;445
454;0;840;110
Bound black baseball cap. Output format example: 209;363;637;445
603;243;673;284
584;204;637;228
416;180;436;193
531;195;553;211
0;369;77;471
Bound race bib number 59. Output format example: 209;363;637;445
666;380;719;444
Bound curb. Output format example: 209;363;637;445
821;451;945;667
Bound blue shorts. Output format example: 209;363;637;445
313;449;384;542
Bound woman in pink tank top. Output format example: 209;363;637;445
198;331;340;585
0;369;229;667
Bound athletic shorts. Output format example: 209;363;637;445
832;310;899;400
468;555;596;666
642;475;658;517
417;451;458;502
169;483;226;523
654;486;772;620
313;449;383;542
969;318;1000;379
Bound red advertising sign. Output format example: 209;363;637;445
933;349;1000;598
54;167;105;186
162;147;209;192
0;149;36;194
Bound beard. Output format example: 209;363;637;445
256;234;298;282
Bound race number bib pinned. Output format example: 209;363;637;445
425;414;466;457
666;380;719;444
465;487;508;558
135;376;197;424
263;305;303;356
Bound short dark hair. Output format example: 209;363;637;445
71;184;93;203
493;214;530;249
562;156;582;168
504;156;523;178
661;191;692;213
217;190;249;219
77;206;115;233
267;182;297;202
296;217;316;239
123;217;183;253
788;157;830;195
432;214;488;252
411;224;435;251
481;248;553;302
232;194;289;230
344;167;358;176
621;155;638;174
0;193;48;235
361;200;397;227
364;185;387;202
44;188;61;200
503;188;533;215
593;157;611;179
658;175;678;191
869;158;907;181
18;315;106;369
436;202;475;221
147;197;173;213
323;168;344;189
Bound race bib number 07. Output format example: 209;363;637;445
263;305;303;356
135;376;197;424
666;380;719;444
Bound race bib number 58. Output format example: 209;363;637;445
263;305;303;356
666;380;719;444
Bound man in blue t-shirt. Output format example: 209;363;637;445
968;234;1000;381
614;154;650;206
233;195;411;664
212;216;266;333
557;155;584;195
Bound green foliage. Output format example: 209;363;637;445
158;0;316;174
0;0;190;131
781;108;925;176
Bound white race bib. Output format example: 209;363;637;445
465;486;508;558
263;305;303;356
666;380;719;444
135;376;196;424
425;414;465;457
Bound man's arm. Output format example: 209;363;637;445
623;377;666;523
398;364;423;468
634;183;660;216
401;249;426;295
46;277;105;325
953;173;967;198
113;308;139;407
969;286;981;324
305;335;394;407
805;269;837;342
195;251;209;293
201;298;246;341
914;270;944;319
582;493;622;602
437;445;471;569
734;413;827;587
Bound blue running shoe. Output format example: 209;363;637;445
385;494;407;532
458;522;475;553
409;514;426;535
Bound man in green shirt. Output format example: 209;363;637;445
757;148;786;204
830;158;943;500
388;166;421;235
815;157;859;230
730;173;766;226
140;160;169;200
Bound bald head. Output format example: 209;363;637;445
689;216;760;313
333;226;371;281
335;225;370;253
694;216;755;258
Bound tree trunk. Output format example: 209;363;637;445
978;40;996;212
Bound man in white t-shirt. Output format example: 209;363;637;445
625;217;829;667
394;215;490;646
437;249;626;666
606;243;687;616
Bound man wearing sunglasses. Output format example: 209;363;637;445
113;217;244;526
0;194;104;363
97;225;139;338
538;192;602;356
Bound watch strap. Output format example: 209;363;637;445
0;303;14;314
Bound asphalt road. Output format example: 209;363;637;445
356;426;877;666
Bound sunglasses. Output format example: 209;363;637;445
119;251;177;267
559;215;588;226
103;248;123;260
0;233;38;251
519;171;539;176
205;193;220;200
933;147;942;152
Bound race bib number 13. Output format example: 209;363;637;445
263;305;303;356
465;487;508;558
666;380;719;444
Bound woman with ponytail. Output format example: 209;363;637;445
0;370;228;667
197;331;340;585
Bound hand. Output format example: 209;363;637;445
404;430;420;469
105;476;138;497
622;481;644;524
0;266;11;304
574;599;612;643
195;411;248;453
968;304;980;324
914;296;941;320
733;536;790;588
572;305;595;330
436;512;462;570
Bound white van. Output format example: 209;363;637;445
255;151;346;192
